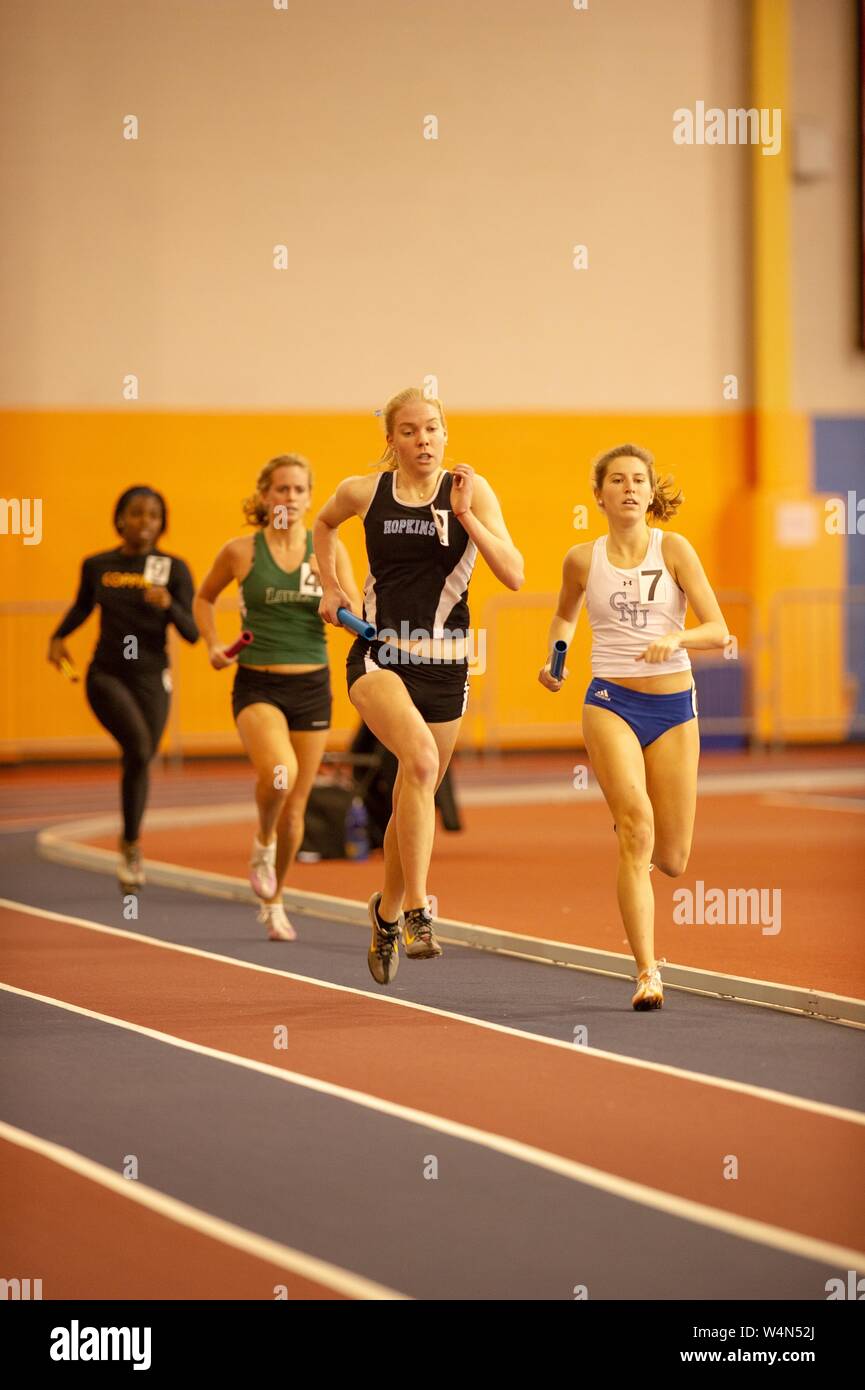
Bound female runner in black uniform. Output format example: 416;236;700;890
314;387;524;984
48;487;198;888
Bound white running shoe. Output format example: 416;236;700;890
249;837;277;899
118;839;145;889
632;958;666;1011
257;902;297;941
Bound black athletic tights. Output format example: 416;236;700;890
86;667;170;842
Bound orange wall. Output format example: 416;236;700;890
0;409;751;756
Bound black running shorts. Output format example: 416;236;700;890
232;665;332;731
346;637;469;724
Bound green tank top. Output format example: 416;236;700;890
238;530;327;666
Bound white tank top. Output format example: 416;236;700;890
585;529;691;678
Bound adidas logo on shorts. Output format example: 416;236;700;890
595;687;611;700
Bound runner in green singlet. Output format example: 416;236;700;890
195;454;360;940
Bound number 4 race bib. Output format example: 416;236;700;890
299;562;323;596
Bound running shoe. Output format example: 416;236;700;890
367;891;400;984
632;958;666;1011
118;839;144;889
249;837;277;899
403;904;443;960
257;902;297;941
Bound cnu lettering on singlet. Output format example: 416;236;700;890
363;470;477;639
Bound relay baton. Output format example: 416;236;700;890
550;640;567;680
337;607;376;641
59;656;80;683
224;630;254;659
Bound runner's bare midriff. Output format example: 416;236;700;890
243;662;327;674
381;634;468;663
601;671;693;694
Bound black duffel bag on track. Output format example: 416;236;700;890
298;781;356;860
298;726;463;860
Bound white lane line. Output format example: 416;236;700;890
461;766;865;806
2;983;863;1273
31;837;865;1027
26;766;865;834
2;896;863;1126
0;1121;407;1300
761;793;865;815
0;815;97;833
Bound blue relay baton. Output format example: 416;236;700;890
337;607;376;642
550;640;567;680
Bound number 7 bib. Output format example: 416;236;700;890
638;568;667;604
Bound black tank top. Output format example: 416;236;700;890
362;470;477;640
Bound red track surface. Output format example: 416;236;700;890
3;905;863;1257
85;791;865;997
0;1141;343;1300
3;752;864;1299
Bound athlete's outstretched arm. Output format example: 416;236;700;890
452;469;524;591
165;558;199;645
313;476;370;625
48;557;97;667
194;541;242;669
333;537;361;617
637;533;729;664
539;545;587;692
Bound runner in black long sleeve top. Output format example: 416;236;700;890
48;487;198;888
54;549;198;668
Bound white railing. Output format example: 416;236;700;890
768;587;865;743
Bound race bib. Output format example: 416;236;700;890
144;555;172;585
431;508;450;547
299;561;323;596
638;568;667;605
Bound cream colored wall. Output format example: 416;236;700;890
791;0;865;412
0;0;748;411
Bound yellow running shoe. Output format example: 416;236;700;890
403;905;443;960
632;958;666;1011
367;891;400;984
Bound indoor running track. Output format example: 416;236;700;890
1;831;864;1301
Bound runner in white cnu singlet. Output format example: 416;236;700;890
314;386;525;987
539;444;729;1011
